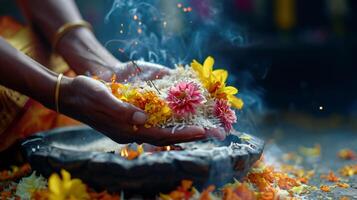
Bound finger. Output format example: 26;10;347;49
135;126;206;146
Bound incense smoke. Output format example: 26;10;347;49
104;0;266;133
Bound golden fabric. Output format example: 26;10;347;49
0;16;80;151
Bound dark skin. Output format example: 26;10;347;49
0;0;225;146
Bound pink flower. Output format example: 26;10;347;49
214;99;237;132
167;82;204;117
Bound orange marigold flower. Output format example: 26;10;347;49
336;182;350;188
199;185;215;200
234;183;256;200
320;185;331;192
277;176;299;190
339;196;350;200
339;164;357;177
222;187;241;200
321;171;340;182
140;92;172;128
160;180;194;200
258;187;275;200
338;149;357;160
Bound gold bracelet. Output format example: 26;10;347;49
55;73;64;113
52;20;93;51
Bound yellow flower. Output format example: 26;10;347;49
191;56;243;109
48;169;89;200
108;81;172;128
141;91;172;128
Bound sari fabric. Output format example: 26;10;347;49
0;16;80;151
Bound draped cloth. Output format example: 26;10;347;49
0;16;80;151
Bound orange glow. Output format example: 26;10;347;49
166;146;171;151
120;145;144;160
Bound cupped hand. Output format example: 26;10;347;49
59;75;214;146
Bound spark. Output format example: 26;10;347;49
319;106;324;111
120;30;123;34
163;21;167;28
138;21;142;25
133;15;138;20
137;28;142;34
177;3;182;8
187;7;192;12
183;8;188;12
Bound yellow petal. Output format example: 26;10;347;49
223;86;238;95
229;95;244;109
61;169;71;182
68;179;89;199
212;69;228;83
203;56;214;78
190;60;203;75
49;174;62;195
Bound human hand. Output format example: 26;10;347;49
59;75;223;146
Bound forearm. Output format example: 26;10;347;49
0;37;58;108
19;0;119;76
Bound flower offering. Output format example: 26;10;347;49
106;56;244;134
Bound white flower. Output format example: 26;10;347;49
15;171;47;200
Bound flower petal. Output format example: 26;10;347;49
203;56;214;78
213;69;228;83
191;60;203;75
229;95;244;109
61;169;71;182
48;174;62;195
223;86;238;95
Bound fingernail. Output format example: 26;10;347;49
132;112;147;124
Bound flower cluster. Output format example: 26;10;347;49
191;56;243;109
105;56;243;133
109;82;172;128
191;56;242;132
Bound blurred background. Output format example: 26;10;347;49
1;0;356;133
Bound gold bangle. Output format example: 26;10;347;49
55;73;64;113
52;20;93;51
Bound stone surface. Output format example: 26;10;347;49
21;126;264;195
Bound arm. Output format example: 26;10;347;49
0;37;57;108
0;37;208;145
19;0;168;81
18;0;114;76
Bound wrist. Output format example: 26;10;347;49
57;76;75;115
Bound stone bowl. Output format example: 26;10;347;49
21;126;264;195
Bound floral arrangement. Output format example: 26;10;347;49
107;56;244;133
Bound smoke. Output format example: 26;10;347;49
104;0;249;64
104;0;267;133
